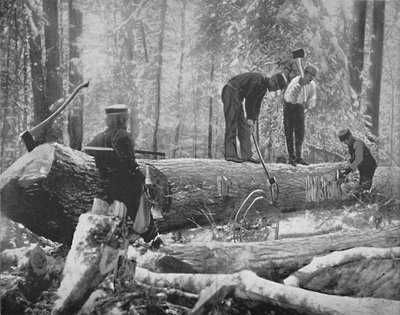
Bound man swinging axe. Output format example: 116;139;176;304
284;48;318;166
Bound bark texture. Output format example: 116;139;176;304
131;226;400;282
1;143;399;243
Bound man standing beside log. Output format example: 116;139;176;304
221;72;288;163
338;128;377;197
283;65;318;166
85;104;162;248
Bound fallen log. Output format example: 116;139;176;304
283;247;400;300
151;226;400;281
133;268;400;315
188;270;400;315
1;143;399;243
52;199;128;315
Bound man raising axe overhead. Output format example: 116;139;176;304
283;64;318;166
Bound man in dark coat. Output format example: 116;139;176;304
85;104;162;248
338;128;377;195
221;72;288;163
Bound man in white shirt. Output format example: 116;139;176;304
283;65;318;166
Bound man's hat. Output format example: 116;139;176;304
105;104;128;115
338;128;351;141
304;64;318;77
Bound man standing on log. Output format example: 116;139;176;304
85;104;163;249
338;128;377;197
283;65;318;166
221;72;288;163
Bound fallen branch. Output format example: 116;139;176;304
284;247;400;287
191;270;400;315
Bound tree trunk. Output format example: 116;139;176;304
149;227;400;281
152;0;167;154
172;0;186;158
67;0;84;150
349;0;367;97
1;143;400;244
0;144;101;244
43;0;63;144
207;58;214;159
366;0;385;137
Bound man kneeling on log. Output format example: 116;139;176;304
85;104;163;249
338;128;377;199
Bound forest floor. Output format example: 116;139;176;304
2;201;399;315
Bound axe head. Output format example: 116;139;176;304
20;130;37;152
292;48;305;59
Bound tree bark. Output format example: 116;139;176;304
0;143;101;244
349;0;367;97
67;0;84;150
152;0;167;153
283;247;400;300
1;143;399;243
185;270;400;315
151;226;400;281
366;0;385;137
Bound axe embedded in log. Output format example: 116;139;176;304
20;81;90;152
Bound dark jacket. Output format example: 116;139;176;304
86;127;144;212
227;72;269;121
348;138;377;174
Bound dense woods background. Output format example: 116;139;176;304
1;0;399;172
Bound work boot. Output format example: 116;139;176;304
226;156;244;163
296;157;309;165
246;156;261;164
288;158;297;167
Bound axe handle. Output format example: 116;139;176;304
295;58;307;103
28;80;90;137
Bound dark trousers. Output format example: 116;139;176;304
283;102;305;160
359;166;376;191
221;85;252;160
103;172;158;242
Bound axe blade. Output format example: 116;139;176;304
292;48;305;59
20;130;37;152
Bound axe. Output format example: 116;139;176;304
20;80;90;152
292;48;307;102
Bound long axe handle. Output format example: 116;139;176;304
20;80;90;151
251;133;276;185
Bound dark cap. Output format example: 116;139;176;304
338;128;351;141
105;104;128;115
305;65;318;77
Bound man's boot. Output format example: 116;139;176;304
295;143;309;165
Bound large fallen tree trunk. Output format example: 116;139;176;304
135;226;400;281
1;143;399;243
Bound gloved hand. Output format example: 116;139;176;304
337;167;351;180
